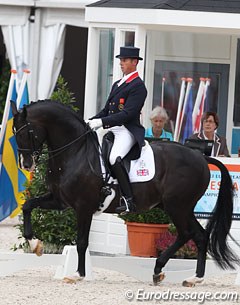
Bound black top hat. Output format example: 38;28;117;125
116;46;143;60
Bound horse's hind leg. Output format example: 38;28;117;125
182;217;209;287
154;211;207;286
154;234;189;285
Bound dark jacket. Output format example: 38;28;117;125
189;132;230;157
92;72;147;159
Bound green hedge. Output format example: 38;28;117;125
15;76;78;253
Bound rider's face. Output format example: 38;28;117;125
119;58;138;75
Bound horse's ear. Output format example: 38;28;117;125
22;105;27;118
10;100;18;116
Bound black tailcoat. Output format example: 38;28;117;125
92;73;147;160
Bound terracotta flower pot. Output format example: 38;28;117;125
126;222;169;257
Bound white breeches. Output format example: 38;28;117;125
109;125;136;165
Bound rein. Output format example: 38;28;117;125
48;129;92;155
14;120;106;179
45;129;93;162
14;120;93;161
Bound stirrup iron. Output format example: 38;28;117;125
121;196;130;213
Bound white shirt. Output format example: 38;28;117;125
203;131;216;157
117;71;137;87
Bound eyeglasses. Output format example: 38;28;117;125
203;119;216;124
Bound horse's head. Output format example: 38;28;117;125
11;101;47;171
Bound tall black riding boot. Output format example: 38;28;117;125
111;157;136;214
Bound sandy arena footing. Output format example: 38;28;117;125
0;217;239;305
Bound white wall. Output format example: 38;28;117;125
150;31;231;59
89;214;129;255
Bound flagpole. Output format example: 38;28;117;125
16;69;30;109
192;77;205;130
177;78;192;142
161;77;165;108
202;78;211;105
0;70;17;151
174;77;186;141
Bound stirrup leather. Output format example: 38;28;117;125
121;196;130;213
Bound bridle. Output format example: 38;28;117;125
13;122;43;161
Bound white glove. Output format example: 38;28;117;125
88;119;103;130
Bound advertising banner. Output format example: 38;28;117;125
194;160;240;219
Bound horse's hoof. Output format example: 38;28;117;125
182;276;204;287
63;275;84;284
153;272;165;285
182;280;195;287
33;240;43;256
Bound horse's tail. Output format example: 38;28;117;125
204;156;239;269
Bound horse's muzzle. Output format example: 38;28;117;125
19;154;36;172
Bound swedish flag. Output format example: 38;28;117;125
0;77;30;221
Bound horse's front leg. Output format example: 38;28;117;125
182;221;209;287
63;211;93;283
22;192;64;255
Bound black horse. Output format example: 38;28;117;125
11;100;238;286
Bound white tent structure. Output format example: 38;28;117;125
0;0;94;100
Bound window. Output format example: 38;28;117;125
153;61;229;142
97;29;115;112
124;31;135;46
234;39;240;127
232;39;240;153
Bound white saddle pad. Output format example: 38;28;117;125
93;129;155;215
129;142;155;182
96;128;155;183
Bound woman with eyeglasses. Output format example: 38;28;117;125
190;111;230;157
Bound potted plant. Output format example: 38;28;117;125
155;224;198;259
119;208;171;257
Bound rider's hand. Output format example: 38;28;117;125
88;119;103;130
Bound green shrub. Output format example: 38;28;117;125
119;207;171;224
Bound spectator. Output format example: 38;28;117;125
145;106;173;141
189;111;230;157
